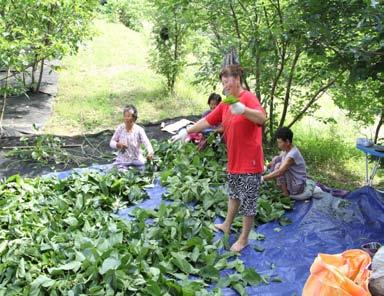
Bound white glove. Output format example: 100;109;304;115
260;176;264;183
171;128;188;142
231;102;245;115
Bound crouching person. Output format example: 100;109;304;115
262;127;308;197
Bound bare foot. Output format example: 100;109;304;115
230;239;249;252
214;223;230;234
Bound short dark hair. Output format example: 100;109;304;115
275;127;293;143
123;104;138;121
207;93;222;105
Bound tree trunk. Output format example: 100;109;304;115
269;44;287;140
279;48;301;128
0;68;10;136
35;59;45;93
31;61;36;86
170;10;179;92
374;109;383;144
255;50;261;101
22;71;26;88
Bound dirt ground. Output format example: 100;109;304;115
0;115;199;179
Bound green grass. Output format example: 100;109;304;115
290;95;383;191
45;18;208;135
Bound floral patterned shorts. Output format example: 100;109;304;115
227;173;262;216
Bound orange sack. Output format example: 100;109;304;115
303;249;372;296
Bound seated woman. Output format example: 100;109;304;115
110;105;154;170
186;93;223;143
262;127;307;196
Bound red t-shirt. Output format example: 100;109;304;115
206;90;265;174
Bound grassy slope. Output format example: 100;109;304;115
45;18;207;135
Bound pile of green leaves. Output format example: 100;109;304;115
0;138;293;295
6;135;72;167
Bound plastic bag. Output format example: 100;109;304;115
303;249;371;296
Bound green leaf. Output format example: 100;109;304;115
279;216;292;226
145;280;162;296
63;216;78;226
242;268;263;285
51;261;81;273
149;267;160;280
30;275;55;294
171;252;196;274
249;231;265;241
272;277;283;282
199;265;219;280
99;257;121;275
232;283;246;296
165;280;183;295
254;245;265;252
0;241;7;255
190;246;200;262
182;284;198;296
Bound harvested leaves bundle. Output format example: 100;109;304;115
222;96;239;104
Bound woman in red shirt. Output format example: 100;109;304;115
173;65;267;252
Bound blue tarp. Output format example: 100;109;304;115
45;168;384;295
221;187;384;295
118;183;384;295
42;164;114;179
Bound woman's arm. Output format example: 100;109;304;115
110;127;120;149
263;157;294;181
186;118;211;134
139;128;154;157
110;126;127;150
171;118;212;142
243;107;267;125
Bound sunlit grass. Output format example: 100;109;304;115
45;18;208;135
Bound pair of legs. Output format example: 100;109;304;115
215;198;254;252
215;173;261;252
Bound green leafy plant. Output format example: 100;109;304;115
222;96;239;105
6;134;71;166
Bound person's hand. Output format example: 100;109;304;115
231;102;245;115
147;154;154;161
117;142;128;150
171;128;188;142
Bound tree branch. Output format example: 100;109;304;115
269;41;287;139
229;1;242;52
287;78;337;128
279;48;301;127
